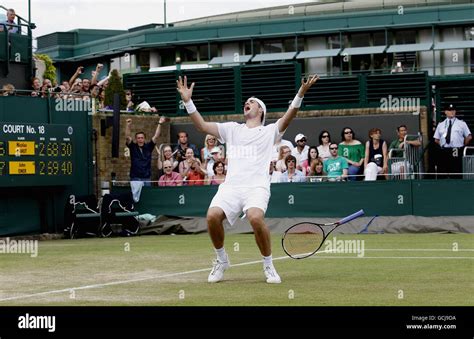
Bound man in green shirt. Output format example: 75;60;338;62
389;125;421;178
323;143;348;180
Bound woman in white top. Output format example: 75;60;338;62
201;134;224;162
317;130;331;161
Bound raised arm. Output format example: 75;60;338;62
152;116;167;144
177;76;220;137
69;66;84;88
278;75;319;133
125;118;133;145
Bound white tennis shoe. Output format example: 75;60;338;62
264;264;281;284
208;257;230;283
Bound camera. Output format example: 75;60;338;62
52;86;62;93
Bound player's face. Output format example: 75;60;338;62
244;98;261;120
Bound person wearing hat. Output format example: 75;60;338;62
434;103;472;178
177;74;319;284
292;133;309;170
204;146;223;177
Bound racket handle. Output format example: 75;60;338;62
338;209;364;225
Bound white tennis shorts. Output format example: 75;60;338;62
209;184;271;225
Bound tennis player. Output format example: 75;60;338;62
177;74;319;283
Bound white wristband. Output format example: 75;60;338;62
291;95;303;108
184;99;196;114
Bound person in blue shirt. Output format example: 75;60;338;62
0;9;18;34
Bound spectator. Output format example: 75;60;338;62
68;66;85;90
317;130;332;161
301;146;319;176
204;146;223;177
269;160;282;183
125;117;165;201
434;104;472;179
207;160;226;185
201;134;224;163
157;144;178;174
82;78;91;94
30;77;41;97
184;158;206;186
380;57;390;73
323;143;348;181
280;155;306;183
391;61;404;73
275;145;291;172
158;160;183;187
174;131;200;162
309;158;325;182
292;133;309;170
388;125;421;178
125;90;134;111
272;138;294;161
2;83;15;96
338;127;365;181
0;9;18;34
364;128;388;181
136;101;158;113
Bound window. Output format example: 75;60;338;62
395;30;416;44
262;40;283;54
180;46;198;62
198;43;219;61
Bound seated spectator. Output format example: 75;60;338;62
388;125;421;178
2;83;15;96
179;147;206;185
184;159;206;186
201;134;224;163
317;130;332;161
280;155;306;183
0;9;18;34
309;158;325;182
292;133;309;170
206;160;226;185
125;90;134;111
158;160;183;187
174;131;200;162
275;145;291;172
269;160;282;183
323;143;348;181
338;127;365;181
157;144;179;174
364;128;388;181
301;146;319;176
204;146;223;177
272;138;294;161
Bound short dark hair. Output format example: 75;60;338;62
135;132;146;138
213;160;225;175
177;131;188;138
397;125;407;132
285;154;297;165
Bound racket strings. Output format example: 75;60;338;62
283;224;324;258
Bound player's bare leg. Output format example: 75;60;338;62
206;207;230;283
247;207;281;283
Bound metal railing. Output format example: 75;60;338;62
388;133;424;180
463;146;474;180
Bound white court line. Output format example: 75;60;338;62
0;248;472;303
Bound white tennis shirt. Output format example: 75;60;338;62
217;120;284;190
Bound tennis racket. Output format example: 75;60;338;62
282;209;365;259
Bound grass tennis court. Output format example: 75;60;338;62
0;233;472;306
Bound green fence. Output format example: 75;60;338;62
124;64;429;116
114;179;473;219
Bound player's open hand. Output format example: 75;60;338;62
299;74;319;96
176;76;195;103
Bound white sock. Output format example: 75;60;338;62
215;247;228;262
263;255;273;267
